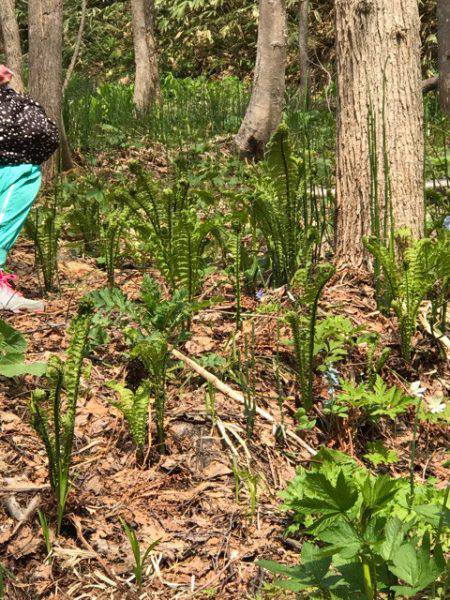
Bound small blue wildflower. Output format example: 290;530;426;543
256;288;264;302
443;215;450;230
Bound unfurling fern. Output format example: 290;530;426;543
26;204;62;292
132;333;170;452
286;263;335;409
363;233;448;361
99;202;129;288
108;381;151;453
122;163;217;299
30;301;92;534
251;124;321;286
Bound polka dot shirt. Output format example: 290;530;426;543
0;85;59;166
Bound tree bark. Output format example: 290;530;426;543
28;0;64;182
298;0;309;106
131;0;161;114
335;0;424;269
438;0;450;116
0;0;24;93
234;0;287;159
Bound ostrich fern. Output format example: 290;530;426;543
286;263;335;409
251;124;321;286
109;381;151;453
30;302;92;534
123;164;218;299
364;233;449;361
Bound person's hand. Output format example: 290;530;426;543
0;65;13;87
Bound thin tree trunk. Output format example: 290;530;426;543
0;0;24;93
234;0;287;159
298;0;309;106
131;0;161;114
438;0;450;116
28;0;64;182
335;0;424;269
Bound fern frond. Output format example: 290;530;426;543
109;381;151;451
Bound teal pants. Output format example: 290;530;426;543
0;164;42;268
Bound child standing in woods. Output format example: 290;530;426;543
0;64;59;312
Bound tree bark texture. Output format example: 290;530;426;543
131;0;161;114
298;0;309;104
335;0;424;269
0;0;24;92
234;0;287;159
438;0;450;116
28;0;64;181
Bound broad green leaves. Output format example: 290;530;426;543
0;319;46;378
263;454;448;598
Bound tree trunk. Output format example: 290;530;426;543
234;0;287;159
438;0;450;116
28;0;64;182
335;0;424;269
131;0;161;114
298;0;309;106
0;0;24;93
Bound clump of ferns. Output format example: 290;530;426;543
121;163;220;300
249;124;325;287
363;230;449;362
25;194;63;292
90;277;192;453
285;262;335;410
29;301;93;534
98;189;130;288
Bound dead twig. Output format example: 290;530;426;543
171;348;317;456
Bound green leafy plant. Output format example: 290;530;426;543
26;197;62;292
363;232;448;361
29;302;92;534
132;334;169;452
330;376;414;422
37;510;53;561
364;442;399;468
99;204;129;288
286;263;335;409
123;164;218;299
119;517;160;589
314;315;362;372
358;332;391;388
251;124;322;286
108;381;151;455
261;449;448;599
0;319;46;377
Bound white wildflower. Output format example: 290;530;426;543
427;395;446;415
410;380;426;398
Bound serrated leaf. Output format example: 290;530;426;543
380;517;406;561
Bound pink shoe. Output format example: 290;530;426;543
0;271;44;313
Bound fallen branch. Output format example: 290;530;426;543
171;348;317;456
0;482;50;496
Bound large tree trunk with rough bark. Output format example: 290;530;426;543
234;0;287;159
0;0;24;92
28;0;64;182
131;0;160;114
335;0;424;269
298;0;309;105
438;0;450;116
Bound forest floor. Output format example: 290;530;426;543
0;230;448;599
